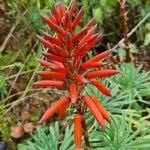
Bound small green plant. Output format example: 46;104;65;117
18;122;74;150
90;116;150;150
111;63;150;110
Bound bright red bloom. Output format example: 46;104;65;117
40;96;70;122
35;0;119;148
37;71;66;80
82;96;105;128
91;96;111;122
69;83;78;103
34;80;64;88
37;58;53;67
74;114;82;150
75;74;87;84
58;99;69;119
91;79;111;96
43;52;63;62
86;70;119;79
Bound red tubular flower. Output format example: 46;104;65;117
86;70;119;79
71;7;84;30
82;96;105;128
37;35;58;55
73;27;87;41
40;30;62;47
37;59;53;68
40;96;70;122
69;0;76;19
91;79;111;96
81;61;106;69
84;49;112;63
35;0;119;147
54;67;68;73
76;25;97;49
41;14;56;28
37;71;66;80
69;83;78;103
43;52;63;62
58;99;69;119
74;114;82;150
75;74;87;84
34;80;64;88
91;96;111;122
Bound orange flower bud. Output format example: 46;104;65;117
37;59;53;68
60;1;66;17
74;114;82;150
73;27;87;41
75;74;87;84
86;70;119;79
37;71;66;80
40;96;70;122
81;61;106;69
82;96;105;128
43;52;63;62
77;25;97;49
69;0;76;19
58;99;69;119
53;44;67;57
84;17;94;29
41;14;56;28
71;7;84;30
55;25;66;36
75;33;101;57
53;4;62;24
34;80;64;88
40;30;62;47
85;49;112;64
69;83;78;103
37;35;57;54
91;96;111;122
91;79;111;96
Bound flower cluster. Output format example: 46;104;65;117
34;0;119;149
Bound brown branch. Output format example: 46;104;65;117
119;0;131;62
0;10;27;53
112;12;150;51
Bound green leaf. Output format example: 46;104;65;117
139;89;150;96
93;8;104;23
144;33;150;45
18;122;74;150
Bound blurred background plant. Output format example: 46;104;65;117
0;0;150;149
18;122;74;150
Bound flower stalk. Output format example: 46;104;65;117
119;0;131;62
